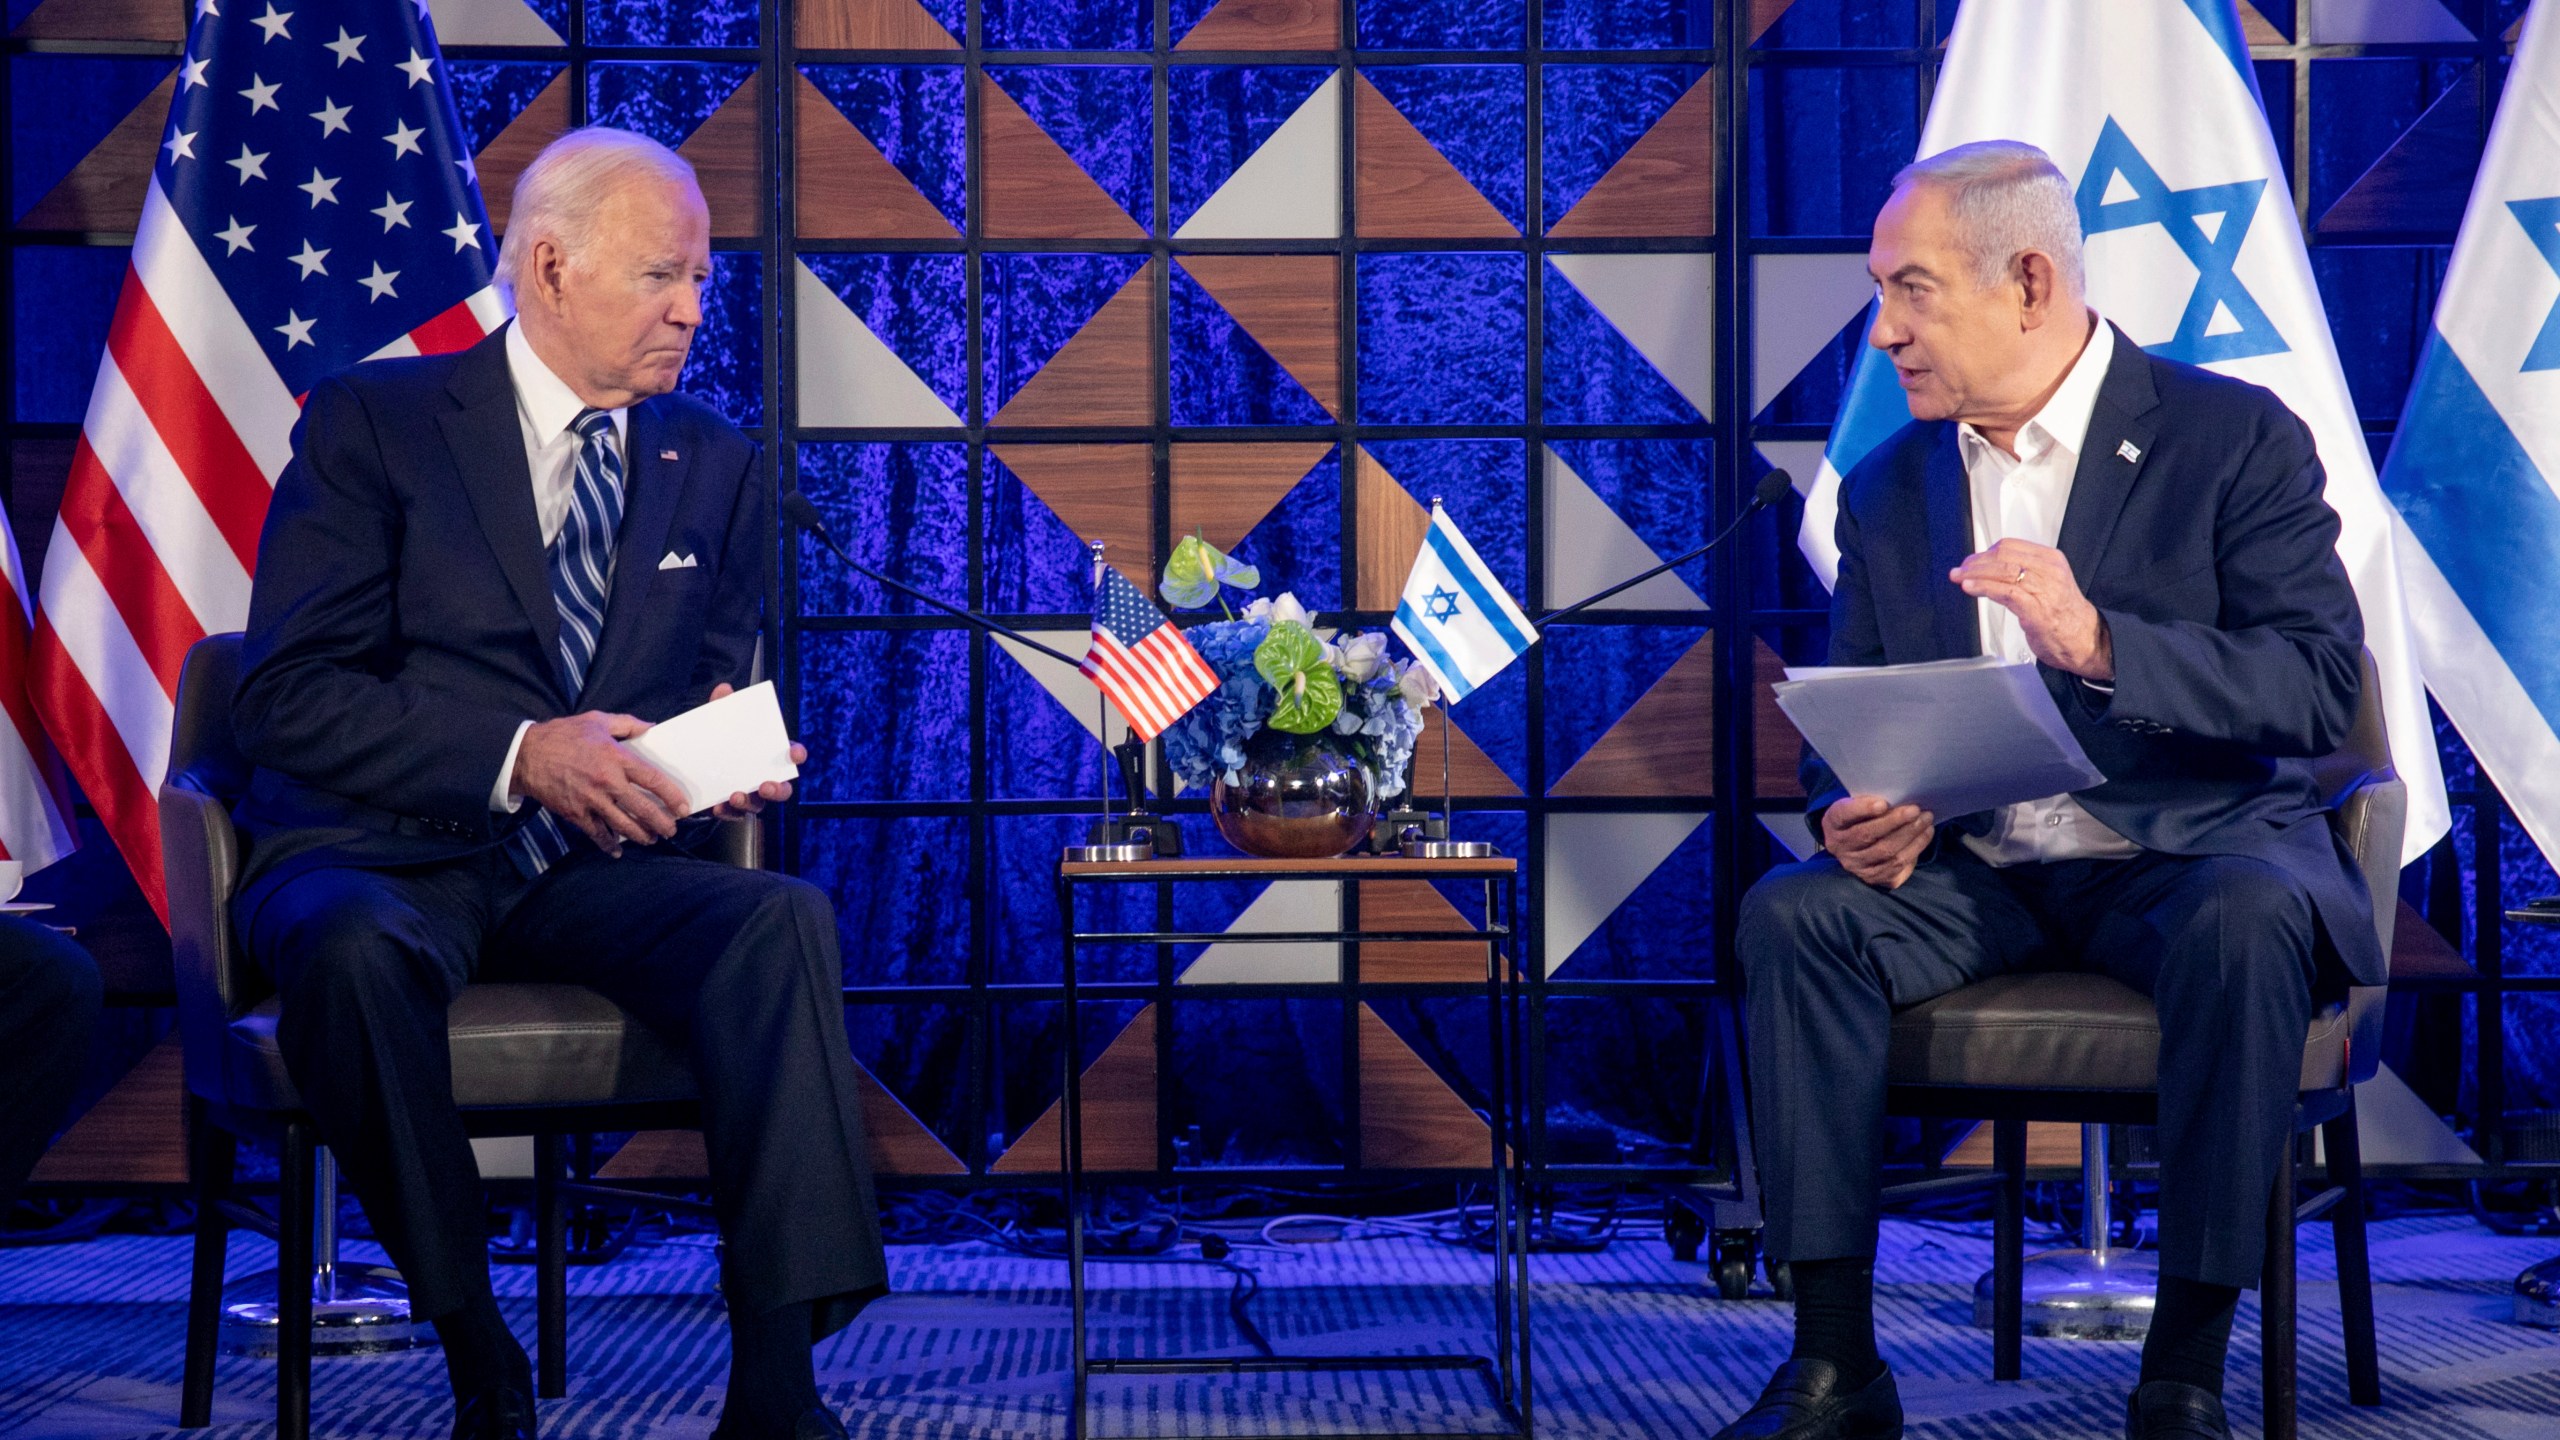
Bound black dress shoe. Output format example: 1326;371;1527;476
2124;1381;2232;1439
1709;1360;1903;1440
449;1382;537;1440
710;1404;847;1440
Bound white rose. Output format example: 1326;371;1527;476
1266;592;1311;630
1336;632;1388;682
1399;662;1443;707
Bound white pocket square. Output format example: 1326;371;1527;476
658;552;698;570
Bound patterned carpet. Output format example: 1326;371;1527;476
2;1214;2554;1439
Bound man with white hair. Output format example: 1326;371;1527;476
231;128;883;1440
1717;141;2377;1440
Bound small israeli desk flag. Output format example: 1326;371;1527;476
1393;502;1537;704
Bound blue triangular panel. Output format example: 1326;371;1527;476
801;64;969;232
982;253;1149;414
586;61;756;149
1171;267;1331;426
1543;262;1701;424
1364;66;1525;231
987;65;1153;225
1539;64;1698;225
803;253;971;416
1539;626;1704;781
1168;65;1333;230
1229;449;1343;610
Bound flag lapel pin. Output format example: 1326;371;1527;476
660;449;679;461
2117;440;2142;464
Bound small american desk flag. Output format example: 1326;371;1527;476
1082;567;1217;741
31;0;504;920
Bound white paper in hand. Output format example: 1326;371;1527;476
623;681;800;817
1772;658;2104;820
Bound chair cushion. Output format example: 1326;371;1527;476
225;982;698;1113
1885;971;2354;1094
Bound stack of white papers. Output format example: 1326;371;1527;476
1771;657;2104;819
624;681;801;816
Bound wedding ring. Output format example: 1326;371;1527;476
2013;565;2028;582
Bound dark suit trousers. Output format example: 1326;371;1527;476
0;916;101;1210
1737;844;2320;1290
238;846;887;1332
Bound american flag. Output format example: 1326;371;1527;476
31;0;505;921
1081;567;1217;741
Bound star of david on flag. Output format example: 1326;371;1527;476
2378;0;2560;869
1792;0;2448;865
1393;503;1535;705
29;0;504;918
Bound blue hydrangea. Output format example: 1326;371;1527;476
1160;610;1426;798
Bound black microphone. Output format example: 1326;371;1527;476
782;491;1084;668
1536;468;1796;626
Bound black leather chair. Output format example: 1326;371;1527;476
1881;652;2398;1440
163;634;750;1440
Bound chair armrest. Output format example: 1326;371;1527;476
159;778;250;1103
2327;773;2406;964
705;814;762;870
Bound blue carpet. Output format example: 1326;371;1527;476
1;1216;2554;1438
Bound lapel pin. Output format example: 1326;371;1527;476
2117;440;2142;464
660;449;679;461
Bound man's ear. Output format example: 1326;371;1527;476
2014;250;2060;329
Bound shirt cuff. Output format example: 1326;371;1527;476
491;720;533;813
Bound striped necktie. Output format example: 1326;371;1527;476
508;407;625;875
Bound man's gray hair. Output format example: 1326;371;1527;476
1890;139;2085;298
494;127;698;300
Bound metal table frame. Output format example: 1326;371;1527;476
1055;855;1531;1440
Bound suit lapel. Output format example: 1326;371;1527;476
2055;324;2162;585
580;399;688;705
1920;426;1981;659
438;329;563;697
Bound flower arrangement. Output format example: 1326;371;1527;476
1153;534;1437;799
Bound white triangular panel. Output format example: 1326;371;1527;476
1542;811;1707;976
794;260;964;429
1755;441;1830;500
2305;0;2472;44
1758;811;1819;862
1750;253;1878;413
992;630;1126;745
2325;1063;2483;1168
1179;881;1342;983
426;0;565;45
1542;446;1704;613
1174;72;1341;240
1549;253;1715;417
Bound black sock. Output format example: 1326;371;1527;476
435;1291;528;1398
2139;1276;2240;1396
1788;1257;1884;1387
722;1298;819;1435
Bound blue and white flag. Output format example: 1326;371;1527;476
1393;503;1536;705
1795;0;2448;862
2380;0;2560;865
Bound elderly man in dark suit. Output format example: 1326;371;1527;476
232;128;882;1440
1714;141;2376;1440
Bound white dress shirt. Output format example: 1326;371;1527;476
1954;315;2140;867
489;322;629;812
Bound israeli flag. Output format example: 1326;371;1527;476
1795;0;2449;863
1394;503;1537;704
2379;0;2560;866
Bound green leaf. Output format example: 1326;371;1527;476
1256;620;1342;734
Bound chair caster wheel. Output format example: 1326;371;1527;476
1666;1205;1706;1263
1711;1230;1758;1299
1767;1256;1793;1302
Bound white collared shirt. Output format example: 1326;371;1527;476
1954;314;2140;867
489;322;630;811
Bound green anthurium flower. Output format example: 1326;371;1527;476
1160;533;1261;610
1255;619;1342;734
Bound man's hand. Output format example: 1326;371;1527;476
511;711;689;858
1950;538;2113;681
1822;794;1936;890
704;681;808;822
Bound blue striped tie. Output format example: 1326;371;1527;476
508;407;624;876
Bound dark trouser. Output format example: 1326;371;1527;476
237;846;887;1333
1737;844;2321;1290
0;916;102;1210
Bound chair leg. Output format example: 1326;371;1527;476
535;1132;567;1400
1993;1118;2026;1382
2262;1138;2298;1440
277;1120;316;1440
180;1102;235;1428
2323;1097;2381;1407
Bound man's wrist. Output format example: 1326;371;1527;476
492;719;533;813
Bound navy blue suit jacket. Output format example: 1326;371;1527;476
231;323;767;896
1808;324;2383;985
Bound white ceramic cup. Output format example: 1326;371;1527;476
0;861;24;903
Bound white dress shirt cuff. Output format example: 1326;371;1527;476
492;720;533;813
